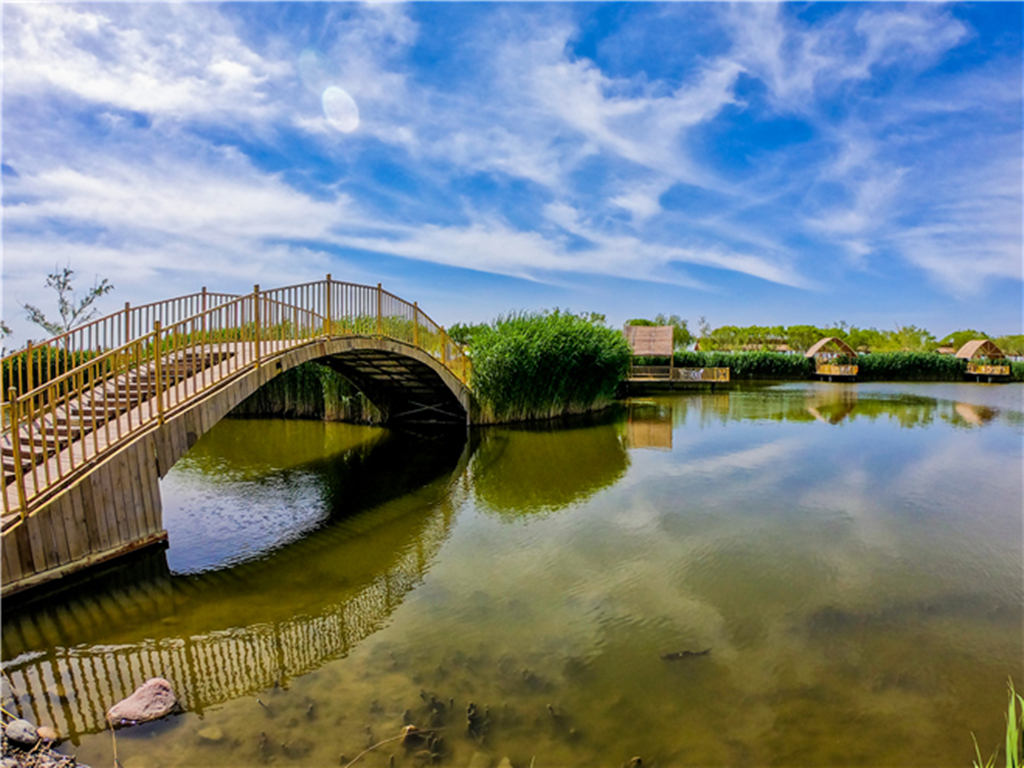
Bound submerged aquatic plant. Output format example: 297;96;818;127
469;310;632;422
972;678;1023;768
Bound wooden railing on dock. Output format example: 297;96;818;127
629;366;730;382
815;364;858;377
966;363;1010;376
1;278;470;522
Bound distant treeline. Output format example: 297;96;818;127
623;318;1024;356
632;351;1024;382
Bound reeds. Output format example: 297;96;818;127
668;350;814;379
228;361;382;423
972;678;1023;768
469;310;632;422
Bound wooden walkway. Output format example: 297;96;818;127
625;366;730;393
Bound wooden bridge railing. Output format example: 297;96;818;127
1;278;470;521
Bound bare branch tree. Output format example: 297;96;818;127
22;265;115;337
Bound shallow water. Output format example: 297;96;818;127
3;383;1022;767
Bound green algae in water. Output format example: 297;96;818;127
2;383;1021;767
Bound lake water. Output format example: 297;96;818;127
2;382;1022;767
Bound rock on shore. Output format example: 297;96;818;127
106;678;177;728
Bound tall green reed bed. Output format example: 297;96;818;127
648;350;1024;382
229;361;381;423
670;350;814;379
469;311;632;422
856;352;964;381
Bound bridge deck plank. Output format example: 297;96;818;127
115;448;139;543
1;529;16;582
14;522;33;577
48;496;72;567
25;510;47;574
66;483;89;561
110;455;133;545
132;441;154;535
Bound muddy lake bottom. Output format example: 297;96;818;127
3;382;1022;767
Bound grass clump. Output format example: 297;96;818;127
469;310;632;422
972;678;1023;768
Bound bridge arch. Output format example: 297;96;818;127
151;335;476;481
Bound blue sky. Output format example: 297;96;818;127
2;2;1021;343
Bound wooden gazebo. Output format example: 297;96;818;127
805;337;858;380
624;325;675;380
622;325;729;388
955;339;1010;380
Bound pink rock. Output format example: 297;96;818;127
106;678;177;727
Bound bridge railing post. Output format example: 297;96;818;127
413;302;419;348
441;328;449;366
253;285;261;369
7;388;28;518
153;323;165;424
325;274;332;338
201;288;208;387
376;283;383;337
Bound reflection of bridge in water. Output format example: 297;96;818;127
2;469;464;743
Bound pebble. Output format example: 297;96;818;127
468;752;492;768
4;718;39;748
497;759;514;768
37;725;59;742
197;726;224;743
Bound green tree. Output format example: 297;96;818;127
653;313;693;350
22;265;114;337
938;329;988;352
626;315;693;351
785;325;823;352
893;324;936;352
993;335;1024;356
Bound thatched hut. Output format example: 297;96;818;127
955;339;1010;380
805;337;858;380
623;325;729;387
623;325;675;379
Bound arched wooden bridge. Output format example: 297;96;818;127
1;277;476;596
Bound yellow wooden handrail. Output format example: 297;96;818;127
1;278;471;519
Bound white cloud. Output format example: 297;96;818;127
4;4;287;124
725;4;968;110
4;155;354;247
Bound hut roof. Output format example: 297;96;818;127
624;325;674;357
955;339;1005;360
804;337;856;358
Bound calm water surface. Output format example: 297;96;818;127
3;383;1022;767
